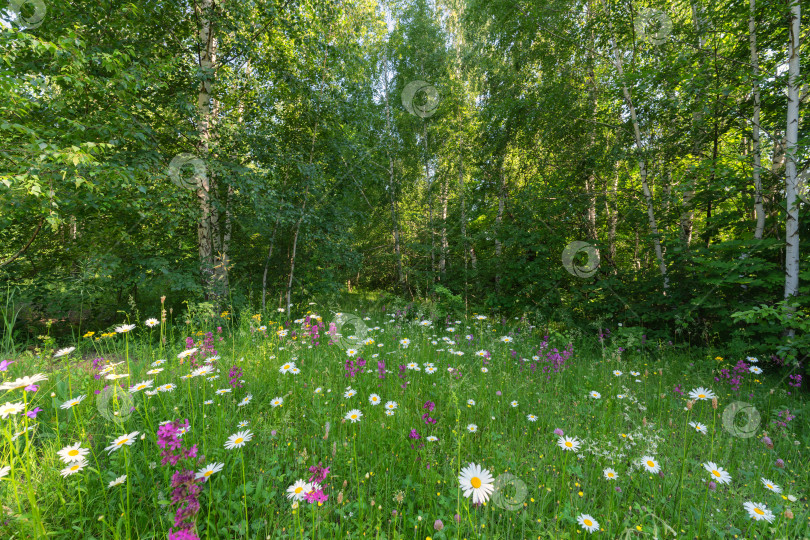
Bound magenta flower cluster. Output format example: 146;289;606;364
714;359;749;391
305;462;330;504
158;420;203;540
228;365;244;389
345;357;366;378
421;401;436;425
377;360;386;379
304;315;324;346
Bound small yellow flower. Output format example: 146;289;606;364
636;525;642;531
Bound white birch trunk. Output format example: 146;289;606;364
610;34;669;289
783;0;801;301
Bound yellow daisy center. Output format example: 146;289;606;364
68;449;79;456
754;508;764;516
71;465;79;471
470;477;481;489
584;519;593;527
295;487;303;494
766;484;773;489
608;473;614;478
116;438;129;446
565;441;572;448
712;470;721;477
204;471;213;477
698;394;706;398
647;461;655;467
234;437;244;444
351;415;357;419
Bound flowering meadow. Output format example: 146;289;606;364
0;305;808;539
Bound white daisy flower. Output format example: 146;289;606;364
761;478;781;493
603;468;617;480
144;318;160;328
0;374;48;391
345;409;363;423
270;397;284;408
53;347;76;358
466;424;478;433
458;463;495;504
640;456;660;474
105;432;139;454
702;462;732;484
129;380;153;393
557;437;581;452
60;459;88;477
368;394;381;406
57;442;90;464
279;362;296;374
115;324;136;333
589;391;601;399
576;513;599;533
688;387;716;401
60;395;87;410
287;479;313;501
689;421;707;434
108;474;127;487
527;414;537;422
177;348;198;360
224;430;253;450
743;501;774;522
0;401;25;418
385;401;397;410
195;463;224;481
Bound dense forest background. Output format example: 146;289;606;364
0;0;808;359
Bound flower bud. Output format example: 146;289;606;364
775;458;785;468
711;397;718;410
454;513;461;523
785;509;794;519
434;519;444;531
686;400;693;410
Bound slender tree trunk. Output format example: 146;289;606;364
261;212;281;312
439;173;448;280
494;162;507;291
681;2;708;247
610;33;669;289
383;58;403;293
459;148;469;312
196;0;216;296
784;0;801;303
286;190;308;317
425;125;434;291
607;165;619;273
750;0;765;239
